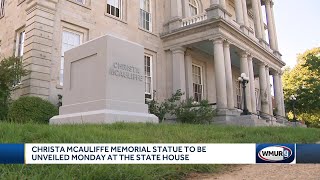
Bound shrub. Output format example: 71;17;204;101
7;96;58;123
146;90;216;124
0;56;29;119
173;98;216;124
146;90;183;123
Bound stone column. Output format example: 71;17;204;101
259;63;269;115
271;2;279;51
171;47;186;99
265;66;273;115
251;0;262;39
234;0;244;26
265;0;276;50
223;41;234;109
169;0;183;31
181;0;190;18
185;52;193;98
239;52;252;112
213;38;228;109
279;73;286;116
22;0;58;99
273;71;283;116
248;56;257;113
241;0;249;28
258;0;266;42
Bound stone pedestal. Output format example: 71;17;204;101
50;35;158;124
168;18;182;32
206;5;231;19
213;109;242;124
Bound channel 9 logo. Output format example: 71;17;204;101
256;144;295;164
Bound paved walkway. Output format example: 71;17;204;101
189;142;320;180
189;164;320;180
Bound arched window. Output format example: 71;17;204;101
189;0;199;16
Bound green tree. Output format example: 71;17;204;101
0;56;29;119
283;47;320;127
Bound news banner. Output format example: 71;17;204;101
0;144;319;164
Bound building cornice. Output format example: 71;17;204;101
160;17;286;68
26;0;58;14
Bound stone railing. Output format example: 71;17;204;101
178;12;277;60
182;13;207;27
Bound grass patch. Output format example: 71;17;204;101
0;122;319;179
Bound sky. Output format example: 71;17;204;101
273;0;320;68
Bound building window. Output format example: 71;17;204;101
75;0;85;5
0;0;4;18
235;80;242;109
106;0;121;18
16;31;25;57
192;64;203;102
60;30;82;86
13;30;25;86
139;0;151;31
189;0;199;16
144;55;152;99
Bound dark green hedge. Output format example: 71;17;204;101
7;96;58;123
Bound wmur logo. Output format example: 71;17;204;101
256;144;295;163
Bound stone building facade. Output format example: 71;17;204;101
0;0;286;123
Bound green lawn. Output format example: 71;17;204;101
0;122;320;180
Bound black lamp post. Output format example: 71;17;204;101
238;73;251;115
290;95;297;126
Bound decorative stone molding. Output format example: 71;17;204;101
223;40;230;48
206;5;231;15
26;0;58;12
170;47;186;54
168;18;183;33
265;64;270;71
240;51;249;58
264;0;273;6
211;37;225;44
184;47;194;57
205;5;232;19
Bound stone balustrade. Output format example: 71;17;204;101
182;13;207;27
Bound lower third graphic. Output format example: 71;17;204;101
256;144;295;164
